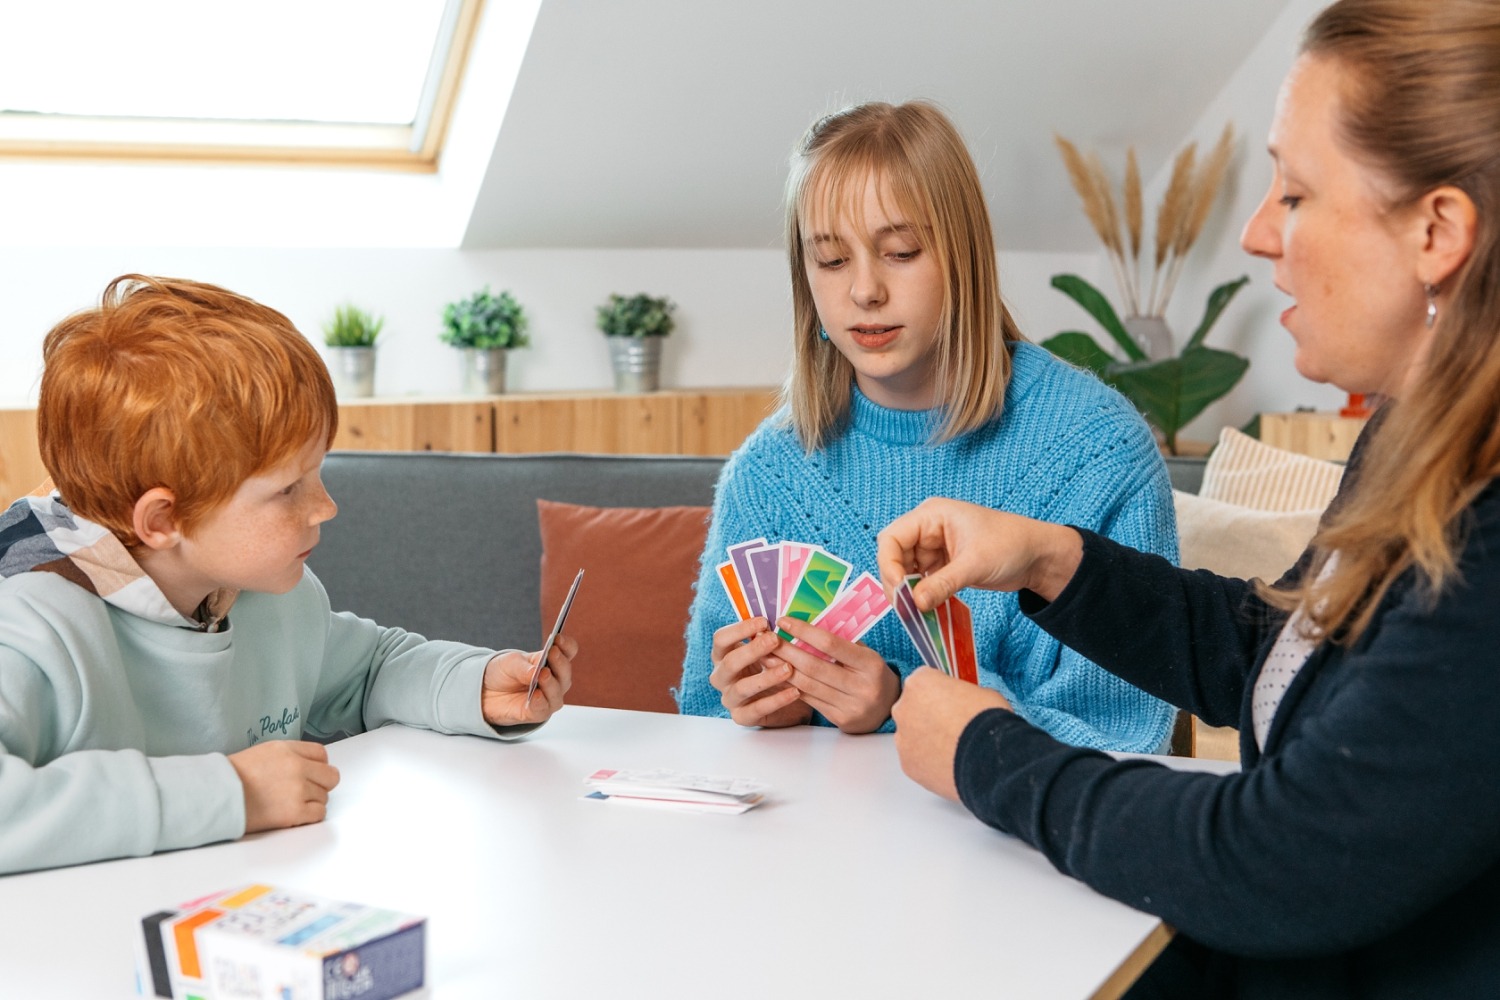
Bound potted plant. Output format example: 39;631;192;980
597;292;675;393
440;285;529;395
322;304;384;398
1045;126;1250;455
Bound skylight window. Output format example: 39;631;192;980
0;0;484;169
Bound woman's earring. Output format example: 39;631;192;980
818;326;830;342
1425;283;1440;329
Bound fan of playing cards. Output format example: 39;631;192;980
717;538;978;683
892;573;978;684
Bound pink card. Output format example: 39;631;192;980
791;572;893;661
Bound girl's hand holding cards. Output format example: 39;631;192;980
708;617;812;729
773;615;900;734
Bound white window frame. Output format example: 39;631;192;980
0;0;485;172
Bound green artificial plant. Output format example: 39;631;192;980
440;286;530;349
596;292;676;337
1043;274;1251;454
1046;126;1250;454
322;304;384;348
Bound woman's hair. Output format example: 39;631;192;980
1271;0;1500;640
783;100;1023;450
38;274;338;545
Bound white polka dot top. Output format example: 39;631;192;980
1252;554;1339;751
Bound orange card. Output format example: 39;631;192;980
717;561;752;621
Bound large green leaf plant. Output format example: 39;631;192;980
1043;273;1250;454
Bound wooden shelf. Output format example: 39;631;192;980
1260;411;1367;462
1;389;780;504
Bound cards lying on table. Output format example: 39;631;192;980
584;768;768;814
716;538;893;659
893;574;979;684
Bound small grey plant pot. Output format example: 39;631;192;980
608;336;663;393
458;347;508;395
328;346;377;398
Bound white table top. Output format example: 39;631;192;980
0;706;1229;999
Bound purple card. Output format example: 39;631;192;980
727;538;768;619
745;544;783;627
893;578;943;669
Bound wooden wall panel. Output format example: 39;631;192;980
1260;411;1366;463
496;393;681;454
678;388;780;456
333;398;493;453
0;409;46;503
1;390;779;503
494;396;584;453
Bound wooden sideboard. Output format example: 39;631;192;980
1259;410;1368;462
0;388;780;504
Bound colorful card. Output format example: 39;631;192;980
891;575;979;685
777;548;853;640
745;545;784;626
777;542;814;620
793;571;892;661
945;595;979;684
914;579;952;676
717;560;752;621
893;577;944;668
727;538;768;619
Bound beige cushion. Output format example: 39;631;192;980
1176;428;1345;581
1199;427;1344;512
1174;491;1322;581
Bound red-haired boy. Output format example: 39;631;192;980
0;275;574;874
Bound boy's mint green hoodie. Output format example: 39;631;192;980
0;493;526;875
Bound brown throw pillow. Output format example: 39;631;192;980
536;499;711;714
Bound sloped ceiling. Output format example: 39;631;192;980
463;0;1292;251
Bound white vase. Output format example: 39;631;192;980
458;347;507;395
1123;315;1173;360
608;336;663;393
328;346;377;398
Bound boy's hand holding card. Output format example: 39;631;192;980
526;568;584;708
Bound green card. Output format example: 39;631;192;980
777;548;853;640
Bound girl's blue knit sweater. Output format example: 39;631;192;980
676;342;1179;752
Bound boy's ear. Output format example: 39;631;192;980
132;487;184;551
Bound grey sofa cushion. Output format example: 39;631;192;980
1164;455;1205;495
309;451;724;651
309;448;1199;658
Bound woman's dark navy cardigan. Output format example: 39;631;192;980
954;434;1500;998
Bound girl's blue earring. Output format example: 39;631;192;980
818;326;829;342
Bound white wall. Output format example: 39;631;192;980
0;247;1101;406
1154;0;1344;441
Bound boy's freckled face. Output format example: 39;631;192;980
175;435;338;598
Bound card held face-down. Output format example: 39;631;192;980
528;567;584;707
